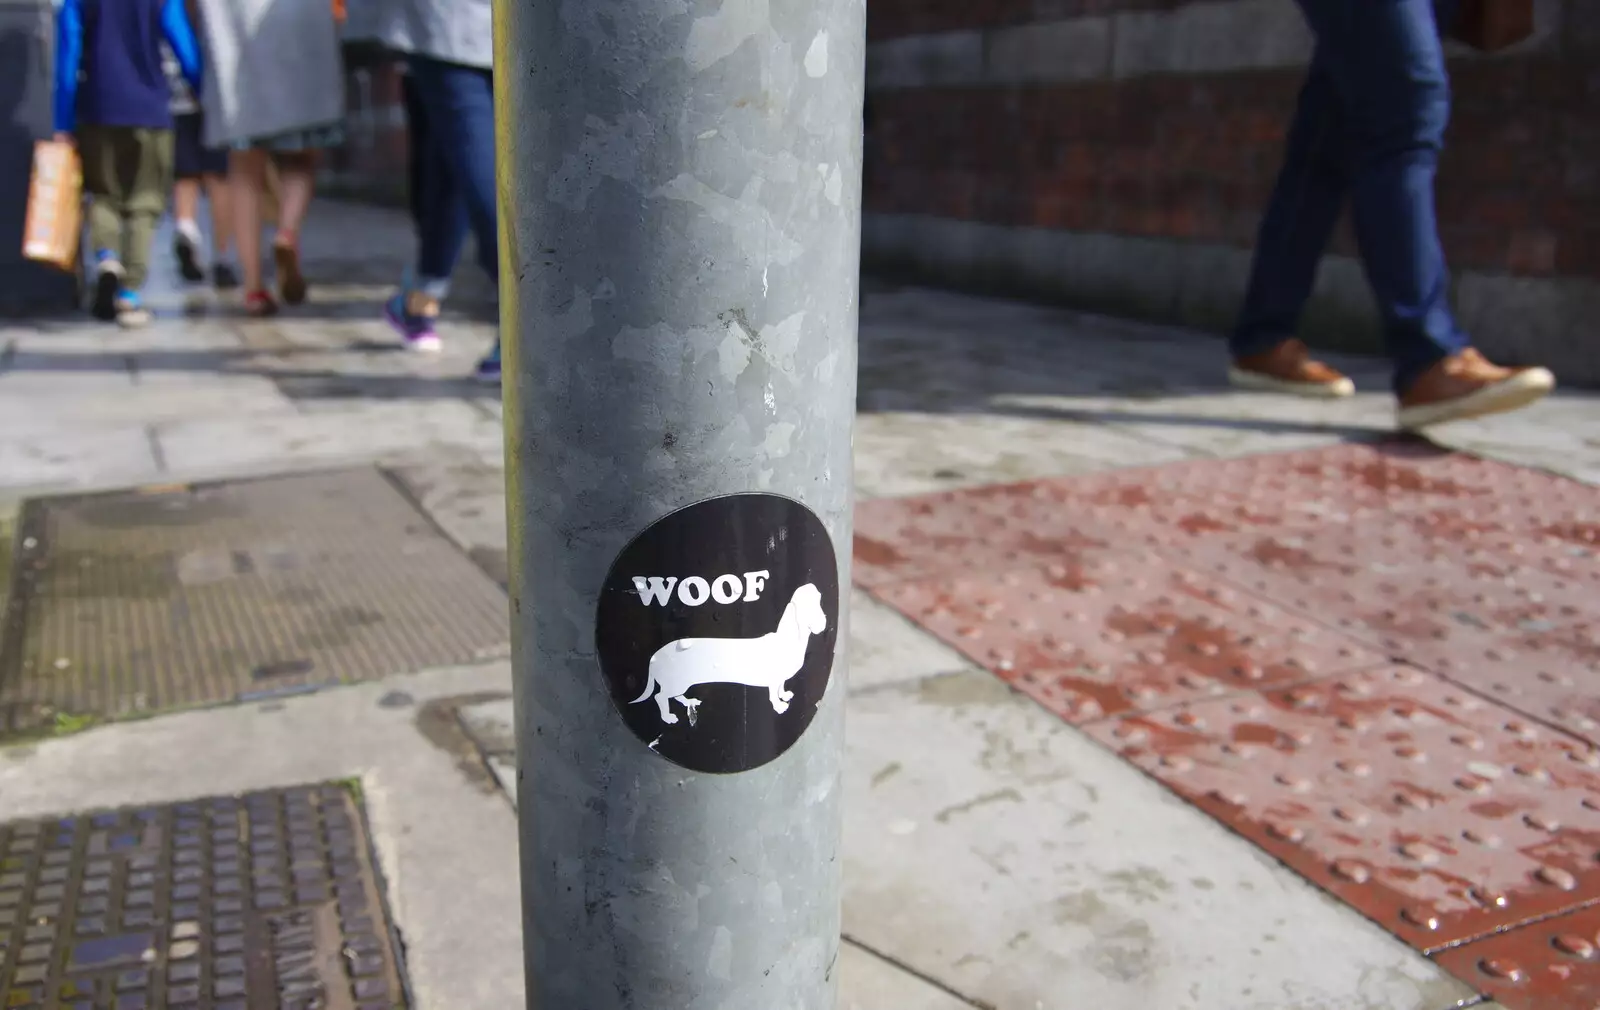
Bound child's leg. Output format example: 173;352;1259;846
172;175;205;280
77;126;124;262
203;172;233;256
120;127;175;292
76;125;129;319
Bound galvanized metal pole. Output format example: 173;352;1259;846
494;0;863;1006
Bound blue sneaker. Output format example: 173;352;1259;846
474;341;501;385
382;293;442;352
114;288;151;329
90;250;122;321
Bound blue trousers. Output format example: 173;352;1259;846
1231;0;1470;392
406;56;498;299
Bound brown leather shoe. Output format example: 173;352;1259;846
1397;348;1555;429
1229;338;1356;398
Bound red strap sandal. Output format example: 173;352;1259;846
244;289;278;317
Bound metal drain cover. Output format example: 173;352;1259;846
0;783;407;1008
0;468;509;734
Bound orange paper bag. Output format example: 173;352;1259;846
22;140;82;272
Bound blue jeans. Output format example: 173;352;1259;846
1231;0;1469;393
406;56;498;299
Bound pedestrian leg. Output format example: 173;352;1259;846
77;125;129;321
229;147;274;315
1296;0;1552;425
203;171;237;287
1227;56;1356;398
269;152;317;305
409;57;500;381
113;127;174;327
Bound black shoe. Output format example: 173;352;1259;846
174;232;204;282
212;262;239;290
91;266;120;321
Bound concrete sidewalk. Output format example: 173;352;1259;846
1;200;1594;1009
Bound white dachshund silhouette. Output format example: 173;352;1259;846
632;584;828;726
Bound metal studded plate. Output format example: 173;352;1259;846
869;551;1382;722
0;468;510;735
1169;521;1600;746
853;438;1592;589
0;783;407;1009
858;441;1600;1006
1085;665;1600;950
1433;900;1600;1009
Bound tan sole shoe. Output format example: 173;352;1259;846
1228;365;1356;399
1397;366;1554;429
116;307;152;329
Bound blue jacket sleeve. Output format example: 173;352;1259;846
53;0;83;133
160;0;203;93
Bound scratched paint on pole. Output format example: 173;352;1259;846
596;493;840;774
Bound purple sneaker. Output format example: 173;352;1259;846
383;294;442;352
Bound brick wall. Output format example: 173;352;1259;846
863;0;1600;380
324;6;1599;379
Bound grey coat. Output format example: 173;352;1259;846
194;0;347;147
344;0;493;70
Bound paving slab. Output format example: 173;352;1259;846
842;671;1472;1010
0;427;163;495
838;941;977;1010
455;667;1469;1010
386;457;511;585
848;587;979;691
855;410;1194;498
154;400;502;479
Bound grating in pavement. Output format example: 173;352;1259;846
0;467;509;735
0;783;407;1009
857;440;1600;1009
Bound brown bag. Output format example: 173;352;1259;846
21;140;82;272
1450;0;1534;52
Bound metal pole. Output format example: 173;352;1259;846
495;0;863;1006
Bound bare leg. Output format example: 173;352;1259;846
172;176;206;280
229;149;266;292
173;178;201;225
270;153;316;304
202;173;232;255
272;153;316;241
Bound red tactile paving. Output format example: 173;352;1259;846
855;438;1597;586
854;440;1600;1006
1434;901;1600;1009
1085;665;1600;952
1168;522;1600;746
853;482;1114;590
870;550;1382;722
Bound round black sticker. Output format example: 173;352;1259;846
595;493;840;774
